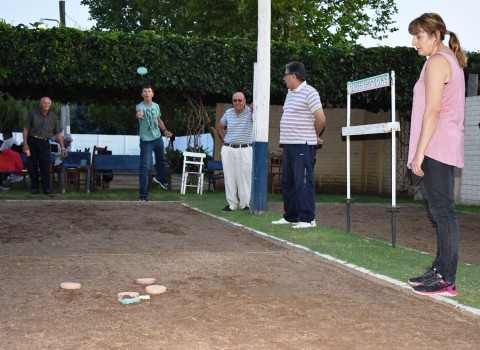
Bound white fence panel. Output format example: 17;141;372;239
12;133;213;157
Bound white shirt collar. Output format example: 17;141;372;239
290;81;307;92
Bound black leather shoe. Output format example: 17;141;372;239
44;190;55;196
222;205;233;212
31;189;39;194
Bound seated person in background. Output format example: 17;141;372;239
0;129;17;151
0;149;23;190
0;129;23;184
63;135;73;151
0;144;7;189
49;135;63;167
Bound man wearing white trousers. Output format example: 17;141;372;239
217;92;253;212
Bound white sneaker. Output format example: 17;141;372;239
8;175;23;183
292;221;316;229
0;185;9;191
272;218;295;225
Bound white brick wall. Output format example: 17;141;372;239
11;133;214;157
461;96;480;205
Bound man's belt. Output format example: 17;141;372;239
224;143;252;148
31;135;49;141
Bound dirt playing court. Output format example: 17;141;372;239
0;201;479;349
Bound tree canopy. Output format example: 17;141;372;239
80;0;398;46
0;21;430;134
0;22;427;109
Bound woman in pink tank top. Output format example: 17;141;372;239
406;13;467;297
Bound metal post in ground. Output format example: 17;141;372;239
390;206;398;248
345;197;352;232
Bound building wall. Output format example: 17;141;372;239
461;96;480;205
215;103;399;196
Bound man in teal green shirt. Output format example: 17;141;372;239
136;86;173;201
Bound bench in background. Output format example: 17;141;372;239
93;154;154;191
204;160;224;192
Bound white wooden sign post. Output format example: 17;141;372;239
342;71;400;247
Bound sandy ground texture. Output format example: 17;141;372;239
1;201;479;350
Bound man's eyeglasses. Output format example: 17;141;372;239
284;72;294;76
232;99;244;103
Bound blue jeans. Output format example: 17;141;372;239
139;137;167;199
281;144;317;223
422;156;459;283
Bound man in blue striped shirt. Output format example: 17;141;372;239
217;92;253;212
272;62;326;228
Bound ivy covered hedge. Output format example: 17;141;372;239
1;23;478;111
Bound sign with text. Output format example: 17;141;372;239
347;73;390;94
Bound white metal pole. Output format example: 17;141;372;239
391;71;396;207
61;104;70;135
346;94;351;200
253;62;259;137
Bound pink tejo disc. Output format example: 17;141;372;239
60;282;81;290
145;285;167;294
136;278;156;285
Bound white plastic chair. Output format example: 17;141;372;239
180;151;206;195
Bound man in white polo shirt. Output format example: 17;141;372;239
217;92;253;212
272;61;326;228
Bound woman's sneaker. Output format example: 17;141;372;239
408;267;436;286
412;273;458;297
